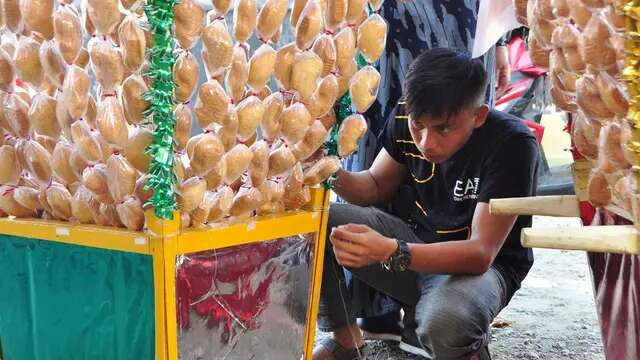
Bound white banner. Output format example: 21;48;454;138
472;0;521;58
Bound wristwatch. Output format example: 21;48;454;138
382;239;412;272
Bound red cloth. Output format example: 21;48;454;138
176;240;286;343
522;120;544;144
508;35;546;77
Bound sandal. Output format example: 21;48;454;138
312;337;369;360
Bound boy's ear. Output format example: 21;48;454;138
473;105;489;129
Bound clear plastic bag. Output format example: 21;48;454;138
268;143;297;177
217;107;239;151
208;186;234;222
71;185;99;224
572;112;600;159
86;0;121;35
247;43;276;93
174;0;205;49
0;46;15;93
0;144;21;185
280;102;312;145
236;96;265;141
22;0;54;40
202;18;233;78
29;92;60;138
598;122;631;174
4;93;31;138
82;163;109;196
53;4;82;64
261;92;284;142
0;185;36;218
223;144;253;185
576;73;615;121
229;186;262;217
257;0;288;41
283;185;311;210
249;141;270;186
233;0;257;43
106;153;137;204
124;126;153;173
24;139;52;183
174;51;200;103
39;39;68;89
62;65;90;120
52;141;79;185
121;74;150;125
295;0;322;50
292;120;328;161
118;14;146;72
189;191;216;228
116;196;145;231
349;65;380;114
303;156;341;186
88;36;125;95
189;132;225;177
14;186;43;212
174;104;193;151
291;51;323;101
96;96;129;150
3;0;23;34
176;177;207;213
71;120;104;163
595;71;628;116
14;36;44;87
45;182;73;220
308;74;339;118
194;79;230;129
274;42;297;90
578;12;617;71
587;167;611;207
357;13;387;63
338;113;368;157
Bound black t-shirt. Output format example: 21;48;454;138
380;103;538;287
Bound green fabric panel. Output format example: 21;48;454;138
0;234;155;360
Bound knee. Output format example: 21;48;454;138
327;202;352;230
415;300;485;359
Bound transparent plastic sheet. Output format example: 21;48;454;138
0;234;155;359
177;233;315;359
587;211;640;359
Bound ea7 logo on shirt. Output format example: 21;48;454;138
453;177;480;202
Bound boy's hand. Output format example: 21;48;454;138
495;45;511;97
330;224;398;268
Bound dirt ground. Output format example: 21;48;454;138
316;216;605;359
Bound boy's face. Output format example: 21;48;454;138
408;105;489;164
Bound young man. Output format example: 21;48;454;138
313;48;538;360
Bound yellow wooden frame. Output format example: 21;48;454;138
0;188;330;359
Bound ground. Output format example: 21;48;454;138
316;216;605;359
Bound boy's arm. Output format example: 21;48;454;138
332;148;406;207
330;203;517;274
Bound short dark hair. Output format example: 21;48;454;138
403;48;488;121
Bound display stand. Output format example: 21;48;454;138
0;188;330;360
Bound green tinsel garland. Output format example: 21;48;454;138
143;0;179;220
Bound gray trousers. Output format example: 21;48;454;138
317;203;517;360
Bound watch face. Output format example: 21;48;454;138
392;241;411;272
396;253;411;271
